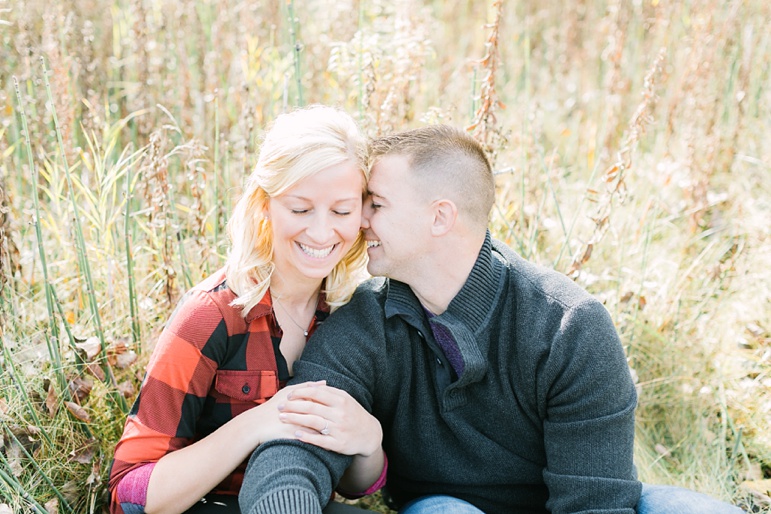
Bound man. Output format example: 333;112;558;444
239;125;744;514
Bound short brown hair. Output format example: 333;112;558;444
369;125;494;227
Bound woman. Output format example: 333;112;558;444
109;106;384;514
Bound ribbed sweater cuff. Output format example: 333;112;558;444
243;489;322;514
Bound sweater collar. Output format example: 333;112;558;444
385;231;501;331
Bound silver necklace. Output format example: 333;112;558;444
273;295;316;337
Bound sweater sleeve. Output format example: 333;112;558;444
239;287;384;514
539;299;641;514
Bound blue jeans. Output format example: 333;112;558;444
399;484;745;513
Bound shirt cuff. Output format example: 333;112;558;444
116;462;156;509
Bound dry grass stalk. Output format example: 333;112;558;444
466;0;507;164
599;0;630;158
327;0;433;136
41;5;77;169
0;174;18;335
178;138;209;270
567;48;666;279
138;130;176;306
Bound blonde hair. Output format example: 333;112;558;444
369;125;494;228
225;105;369;316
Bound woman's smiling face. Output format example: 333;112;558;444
266;159;364;284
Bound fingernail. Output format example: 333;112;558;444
279;413;286;420
277;403;285;411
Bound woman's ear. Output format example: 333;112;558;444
430;199;457;236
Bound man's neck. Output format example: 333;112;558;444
409;233;485;315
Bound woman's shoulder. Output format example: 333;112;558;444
164;269;246;335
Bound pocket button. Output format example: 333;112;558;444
242;384;251;395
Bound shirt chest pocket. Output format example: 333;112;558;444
213;370;279;404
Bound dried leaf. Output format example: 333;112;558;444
69;444;95;464
573;244;593;267
65;401;91;423
75;337;101;360
620;291;634;303
740;479;771;507
108;338;130;354
69;376;93;402
45;383;58;416
638;295;647;310
115;351;138;369
604;165;620;182
0;397;9;416
117;380;136;399
44;498;58;514
60;481;81;504
7;438;23;476
746;323;765;338
86;362;106;382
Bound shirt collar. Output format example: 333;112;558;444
384;231;502;334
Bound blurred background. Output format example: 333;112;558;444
0;0;769;511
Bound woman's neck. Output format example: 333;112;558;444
268;273;321;308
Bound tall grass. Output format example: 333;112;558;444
1;0;769;512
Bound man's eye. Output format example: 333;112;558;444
370;203;382;210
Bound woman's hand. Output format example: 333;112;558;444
250;381;327;445
276;384;383;457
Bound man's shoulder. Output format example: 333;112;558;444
324;277;387;323
343;276;388;307
492;239;598;311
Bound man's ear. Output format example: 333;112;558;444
430;199;457;236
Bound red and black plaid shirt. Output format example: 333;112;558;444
108;268;328;513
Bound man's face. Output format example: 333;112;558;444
362;154;432;281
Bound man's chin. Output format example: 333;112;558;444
366;262;385;277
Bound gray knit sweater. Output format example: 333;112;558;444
239;234;641;514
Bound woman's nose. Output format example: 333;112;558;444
306;213;334;242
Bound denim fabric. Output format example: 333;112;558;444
399;496;483;514
397;485;745;514
637;484;745;514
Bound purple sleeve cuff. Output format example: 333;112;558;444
337;453;388;499
116;462;156;508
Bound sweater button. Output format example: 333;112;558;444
242;384;251;394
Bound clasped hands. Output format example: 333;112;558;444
263;381;382;458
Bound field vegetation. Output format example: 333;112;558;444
1;0;769;512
